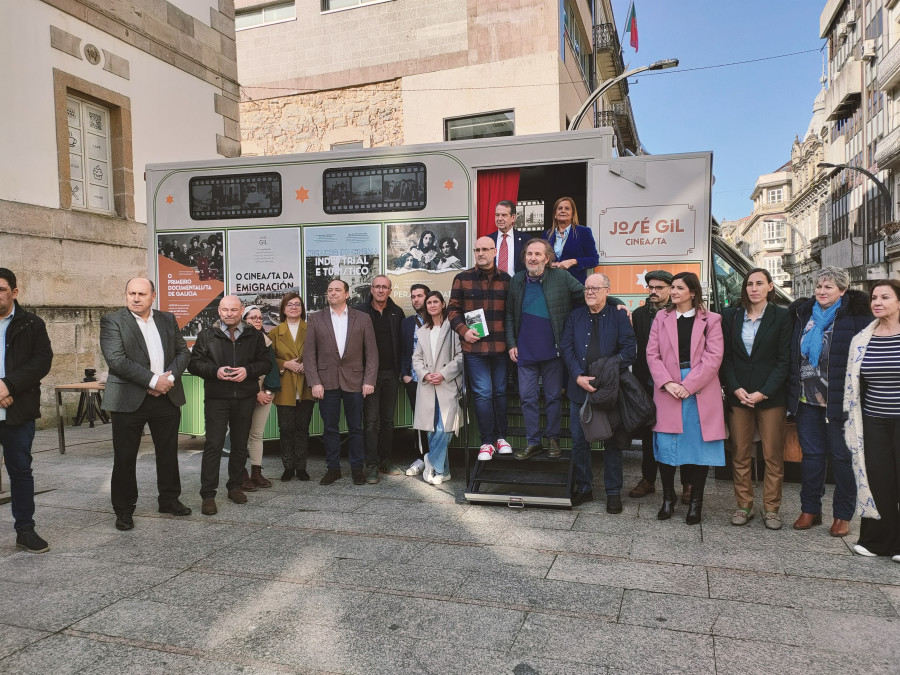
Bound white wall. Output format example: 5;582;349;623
0;1;225;223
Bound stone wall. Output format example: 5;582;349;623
240;80;404;155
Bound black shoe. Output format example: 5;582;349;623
352;468;366;485
115;513;134;531
514;443;544;460
571;490;594;507
685;499;703;525
281;469;294;482
320;468;342;485
657;491;676;520
16;528;49;553
606;494;623;514
296;468;310;481
158;500;191;516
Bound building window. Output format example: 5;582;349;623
66;95;113;213
322;0;390;12
563;0;591;86
236;2;296;30
767;188;783;203
445;111;514;141
763;256;784;280
331;141;365;150
764;219;786;244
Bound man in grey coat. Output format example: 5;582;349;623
100;277;191;531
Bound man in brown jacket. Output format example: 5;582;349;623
304;279;378;485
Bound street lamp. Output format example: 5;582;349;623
567;58;679;133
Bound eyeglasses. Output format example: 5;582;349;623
647;284;669;291
246;315;263;322
372;284;391;290
584;286;610;294
285;302;302;308
474;247;496;253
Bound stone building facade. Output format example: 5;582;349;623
235;0;640;155
0;0;240;425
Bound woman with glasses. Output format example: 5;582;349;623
721;268;791;530
240;305;281;489
542;196;599;284
412;291;464;485
647;271;726;524
270;293;315;481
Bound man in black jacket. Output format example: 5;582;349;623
355;275;405;483
188;295;270;515
628;270;688;503
0;269;53;553
400;283;430;473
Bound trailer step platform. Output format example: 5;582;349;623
464;449;574;508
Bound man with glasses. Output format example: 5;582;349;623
561;273;636;511
627;270;688;503
448;236;513;461
355;275;406;482
400;283;431;474
505;239;585;461
489;200;529;275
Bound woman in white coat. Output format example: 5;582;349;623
412;291;464;485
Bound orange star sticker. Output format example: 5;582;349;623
443;180;454;190
165;195;174;204
296;187;310;203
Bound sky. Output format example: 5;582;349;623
608;0;826;222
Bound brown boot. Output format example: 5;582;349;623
681;484;692;505
251;465;272;488
239;468;258;492
629;478;656;498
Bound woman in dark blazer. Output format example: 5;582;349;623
721;268;791;530
542;196;599;284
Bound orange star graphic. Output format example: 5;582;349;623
165;195;174;204
443;180;454;190
296;187;310;203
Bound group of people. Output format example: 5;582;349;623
3;202;900;564
396;231;464;271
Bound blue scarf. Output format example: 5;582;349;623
800;298;841;368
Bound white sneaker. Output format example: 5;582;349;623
423;455;435;482
892;555;900;563
853;544;877;557
496;438;512;454
428;473;444;485
405;459;425;476
477;444;496;461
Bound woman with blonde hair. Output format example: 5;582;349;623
541;196;599;284
241;305;281;489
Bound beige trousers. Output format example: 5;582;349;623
728;405;786;512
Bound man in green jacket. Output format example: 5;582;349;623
505;239;585;459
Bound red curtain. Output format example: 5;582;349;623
476;168;520;238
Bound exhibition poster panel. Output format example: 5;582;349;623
157;231;225;338
228;228;301;330
304;224;381;314
385;220;468;307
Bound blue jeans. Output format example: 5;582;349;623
319;389;364;470
0;420;37;531
518;358;563;445
795;402;856;520
569;400;626;495
427;395;452;476
463;352;507;445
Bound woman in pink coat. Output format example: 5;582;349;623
647;272;726;524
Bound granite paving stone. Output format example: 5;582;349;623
549;553;710;597
409;542;557;576
0;623;50;660
713;636;897;675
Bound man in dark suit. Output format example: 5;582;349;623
304;278;378;486
489;200;529;275
100;277;192;531
400;283;430;473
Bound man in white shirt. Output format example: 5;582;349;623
304;279;378;485
100;277;192;531
489;200;530;275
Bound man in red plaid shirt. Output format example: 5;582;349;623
448;236;513;461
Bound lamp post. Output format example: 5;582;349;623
567;58;679;133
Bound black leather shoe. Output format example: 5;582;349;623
514;443;543;460
296;468;310;481
15;529;49;553
657;491;676;520
115;513;134;531
281;469;294;481
571;490;593;507
685;499;703;525
606;494;623;514
158;500;191;516
352;468;366;485
320;468;342;485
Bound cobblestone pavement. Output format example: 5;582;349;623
1;425;899;674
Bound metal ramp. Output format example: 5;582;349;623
464;450;574;507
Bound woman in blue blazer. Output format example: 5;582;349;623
543;196;600;284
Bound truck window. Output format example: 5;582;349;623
712;250;743;311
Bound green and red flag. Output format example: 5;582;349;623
625;2;638;52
